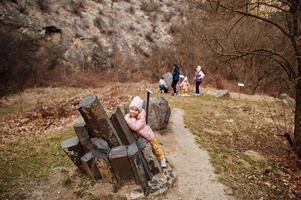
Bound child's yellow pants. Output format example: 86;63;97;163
149;137;164;160
181;88;188;94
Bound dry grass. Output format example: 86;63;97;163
0;128;74;199
0;82;155;118
0;82;156;198
0;84;298;199
156;92;298;200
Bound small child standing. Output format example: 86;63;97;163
124;96;167;168
180;76;190;96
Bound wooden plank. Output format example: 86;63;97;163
137;137;148;149
90;138;115;183
127;143;147;186
109;145;134;183
73;121;91;141
78;94;121;147
110;108;153;181
91;137;110;154
139;142;162;175
61;136;85;172
73;122;93;151
92;149;116;183
81;151;101;180
110;107;137;145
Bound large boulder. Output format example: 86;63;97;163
143;97;171;131
124;97;171;131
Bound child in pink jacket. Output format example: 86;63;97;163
180;76;190;95
125;96;167;168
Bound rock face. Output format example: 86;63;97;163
143;97;171;131
0;0;186;70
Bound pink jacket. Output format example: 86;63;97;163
125;109;155;141
180;81;189;89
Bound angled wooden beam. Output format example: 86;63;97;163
138;137;162;175
61;136;85;172
81;151;101;180
110;107;137;145
109;145;134;183
127;143;147;186
73;122;93;151
110;107;153;181
78;94;122;147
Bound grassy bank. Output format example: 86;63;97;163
0;86;296;199
0;128;74;199
0;84;153;199
160;93;293;200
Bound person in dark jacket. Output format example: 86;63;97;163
171;64;180;96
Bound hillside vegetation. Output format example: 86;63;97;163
0;0;295;97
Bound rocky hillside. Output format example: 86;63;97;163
0;0;185;70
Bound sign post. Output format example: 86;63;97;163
146;89;153;124
238;83;245;99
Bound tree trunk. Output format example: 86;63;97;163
293;78;301;156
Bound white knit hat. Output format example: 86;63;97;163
196;66;201;71
129;96;143;112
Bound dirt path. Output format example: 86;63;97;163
158;108;233;200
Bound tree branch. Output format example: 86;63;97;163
273;58;295;81
248;1;289;13
219;48;297;81
217;2;292;39
226;15;246;37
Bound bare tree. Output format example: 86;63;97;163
190;0;301;155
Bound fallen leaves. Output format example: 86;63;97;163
0;94;132;143
0;97;80;142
